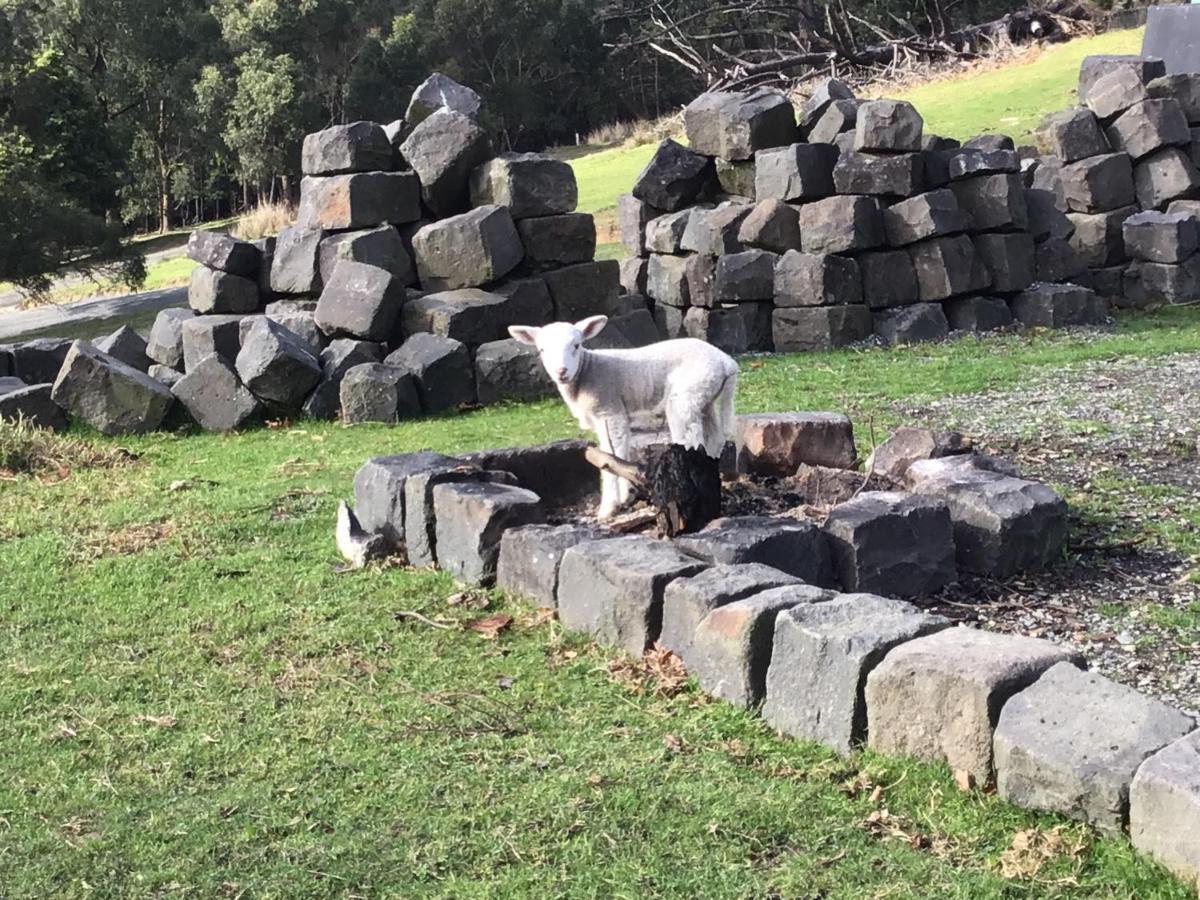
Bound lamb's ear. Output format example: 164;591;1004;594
576;315;608;340
508;325;540;346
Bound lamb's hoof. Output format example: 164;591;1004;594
596;504;619;521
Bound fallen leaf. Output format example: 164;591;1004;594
465;613;512;639
663;733;684;753
998;826;1085;881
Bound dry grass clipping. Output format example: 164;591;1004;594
606;644;689;697
71;520;176;562
998;826;1087;884
0;417;137;479
231;201;295;240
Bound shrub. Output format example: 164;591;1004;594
231;201;296;241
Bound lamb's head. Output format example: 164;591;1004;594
508;316;607;385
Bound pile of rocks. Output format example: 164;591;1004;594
0;73;632;435
351;418;1200;889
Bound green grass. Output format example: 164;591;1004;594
3;309;1200;897
891;28;1146;142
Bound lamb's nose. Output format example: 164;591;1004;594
556;367;568;380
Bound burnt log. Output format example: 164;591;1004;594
584;443;721;537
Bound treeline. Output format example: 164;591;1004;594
2;0;1031;293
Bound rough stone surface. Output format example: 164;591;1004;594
660;564;804;661
353;451;459;550
822;491;957;595
385;333;474;413
496;523;608;608
619;257;647;295
315;260;405;342
146;309;195;370
631;139;714;212
405;72;482;125
411;204;523;291
474;338;551;404
807;99;858;145
1134;146;1200;209
1123;210;1200;263
872;303;949;346
188;266;259;315
646;254;690;308
685;585;832;708
866;627;1085;786
798;195;885;254
186;230;260;276
644;209;693;254
772;305;871;352
754;143;837;202
318;225;415;286
799;78;855;134
1068;205;1139;267
1027;189;1076;243
715;158;756;198
865;426;972;484
1078;55;1163;112
469;152;577;218
171;354;259;432
457;440;594;508
715;250;777;301
1105;99;1191;161
1060;153;1137;213
734;412;856;474
181;315;243;373
944;295;1014;332
1033;108;1111;163
543;260;623;320
492;276;555;327
1123;258;1200;306
1084;66;1151;121
682;306;748;355
853;99;922;152
680;204;752;256
399;108;492;217
1010;282;1108;329
858;250;919;309
972;232;1036;294
1130;730;1200;889
617;192;654;256
882;189;970;247
674;515;835;587
995;662;1194;831
907;234;990;301
432;481;543;584
264;299;328;351
1035;237;1088;284
738;199;801;252
235;317;321;409
270;225;325;295
833;151;924;198
298;172;421;231
148;364;182;388
401;289;509;346
950;173;1028;231
301;122;393;175
947;149;1021;181
0;383;68;430
683;89;798;160
94;325;151;372
556;536;707;656
49;341;172;435
401;464;498;567
907;454;1070;577
762;594;951;753
303;338;383;420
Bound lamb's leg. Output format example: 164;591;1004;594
595;419;621;520
607;416;634;506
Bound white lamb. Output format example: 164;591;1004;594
508;315;738;519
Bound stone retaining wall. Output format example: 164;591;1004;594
350;419;1200;890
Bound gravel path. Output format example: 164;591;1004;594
891;351;1200;717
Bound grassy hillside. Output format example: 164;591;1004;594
566;27;1146;241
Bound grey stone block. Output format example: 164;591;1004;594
644;209;693;254
1010;282;1108;328
145;309;195;371
412;205;523;291
754;143;837;202
833;151;924;198
684;89;797;160
734;412;856;474
235;317;321;410
318;225;415;287
1078;55;1163;111
853;99;922;152
951;173;1028;231
401;288;509;346
653;302;686;339
683;306;747;355
864;426;971;484
399;108;492;217
807;99;858;145
262;299;327;352
180;315;243;373
674;515;835;587
686;584;833;707
617;192;655;256
1130;729;1200;890
799;77;855;134
972;232;1036;294
492;276;555;328
1077;265;1128;305
1105;99;1191;161
1033;108;1111;163
254;236;276;301
619;257;648;295
1124;258;1200;305
303;338;384;420
738;199;801;252
681;204;752;256
646;254;690;308
1123;209;1200;263
384;333;474;414
556;536;707;656
1060;153;1136;213
995;662;1194;831
0;383;68;431
947;149;1021;181
660;564;805;661
715;158;756;198
94;325;151;372
873;303;949;346
543;260;622;320
297;172;421;231
171;354;259;432
822;491;957;595
1068;205;1139;267
1134;146;1200;209
186;230;260;276
1026;188;1075;243
48;340;172;435
882;189;970;247
339;363;420;424
866;627;1084;786
1148;73;1200;123
945;295;1014;332
301;121;392;175
762;594;951;753
469;153;577;218
1035;238;1088;284
907;454;1069;576
858;250;918;309
772;305;871;352
474;338;552;404
270;225;325;295
907;235;990;301
602;308;662;348
432;481;544;584
715;249;776;301
798;195;885;254
188;265;259;315
315;260;405;342
496;523;609;607
1084;66;1151;121
963;133;1014;152
631;139;714;212
405;72;482;125
353;451;460;550
457;439;594;507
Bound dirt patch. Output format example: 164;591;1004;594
71;520;175;562
0;419;138;480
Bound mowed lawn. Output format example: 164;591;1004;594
3;308;1200;897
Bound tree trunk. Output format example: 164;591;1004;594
156;98;171;233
